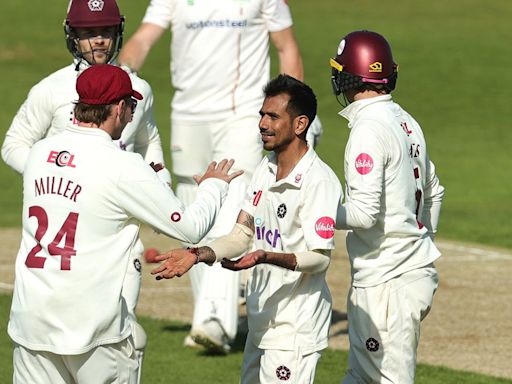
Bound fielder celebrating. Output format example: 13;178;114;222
118;0;323;353
8;64;241;384
329;30;445;383
1;0;168;372
152;75;342;383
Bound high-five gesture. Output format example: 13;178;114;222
193;159;243;185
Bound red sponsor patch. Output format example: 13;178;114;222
355;153;374;175
170;212;181;222
315;216;335;239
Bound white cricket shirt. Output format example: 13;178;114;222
2;61;168;182
336;95;445;287
142;0;293;121
8;125;227;354
241;146;342;354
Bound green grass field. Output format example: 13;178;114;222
1;0;511;382
1;0;511;248
0;294;510;383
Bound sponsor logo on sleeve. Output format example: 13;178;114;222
355;153;374;175
315;216;335;239
170;212;181;222
47;150;77;168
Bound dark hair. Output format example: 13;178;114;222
73;103;113;126
73;96;130;126
263;74;317;129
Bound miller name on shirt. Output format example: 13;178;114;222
34;176;82;202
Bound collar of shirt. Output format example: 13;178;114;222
65;124;115;143
266;145;317;189
338;94;392;128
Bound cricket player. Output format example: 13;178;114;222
152;75;342;383
329;30;445;383
1;0;167;372
117;0;323;353
8;64;241;384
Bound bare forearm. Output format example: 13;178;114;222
271;27;304;80
118;23;165;72
278;46;303;80
118;37;151;72
261;251;298;271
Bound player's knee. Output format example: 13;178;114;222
131;322;147;350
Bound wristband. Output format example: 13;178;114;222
188;247;200;264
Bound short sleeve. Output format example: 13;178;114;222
262;0;293;32
300;179;342;250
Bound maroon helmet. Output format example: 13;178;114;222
64;0;125;65
330;30;398;96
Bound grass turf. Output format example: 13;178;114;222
1;294;511;383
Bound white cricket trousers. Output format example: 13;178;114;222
13;337;138;384
342;264;439;384
241;338;322;384
171;115;262;340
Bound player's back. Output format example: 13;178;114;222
9;126;140;355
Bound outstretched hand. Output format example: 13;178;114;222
150;248;197;280
193;159;243;185
221;250;267;271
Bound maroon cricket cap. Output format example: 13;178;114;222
76;64;143;105
66;0;122;28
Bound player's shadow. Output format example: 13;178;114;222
161;323;190;332
330;308;349;336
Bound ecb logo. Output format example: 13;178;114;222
47;150;77;168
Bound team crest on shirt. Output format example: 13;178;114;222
355;153;374;175
88;0;104;11
276;365;291;380
315;216;335;239
366;337;380;352
133;258;142;272
276;203;287;218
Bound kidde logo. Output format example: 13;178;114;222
315;216;335;239
47;150;77;168
355;153;373;175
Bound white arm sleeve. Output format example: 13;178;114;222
132;82;171;185
2;83;54;174
209;223;254;262
420;159;444;239
295;250;331;273
117;157;228;244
